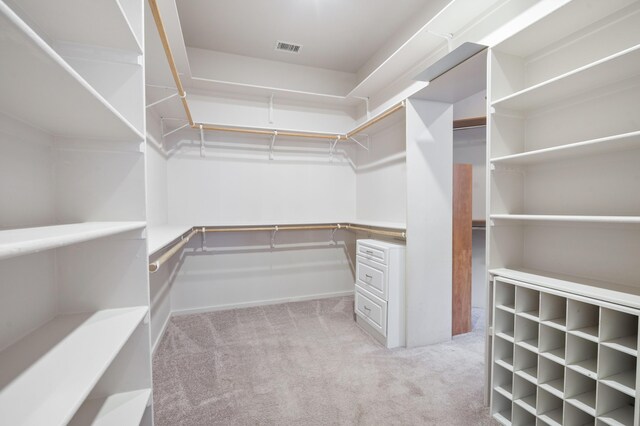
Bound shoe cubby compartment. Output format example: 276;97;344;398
494;363;514;399
516;287;540;322
567;300;600;342
538;356;565;399
565;369;597;417
495;334;515;372
496;308;516;342
492;390;513;425
540;293;567;331
539;324;565;365
566;335;598;379
564;402;595;426
514;345;538;384
537;388;563;426
598;346;637;397
496;280;517;313
512;403;536;426
513;374;537;415
599;308;639;356
515;316;539;353
596;383;635;426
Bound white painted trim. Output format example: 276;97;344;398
171;290;354;317
151;312;172;356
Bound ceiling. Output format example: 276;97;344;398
176;0;430;73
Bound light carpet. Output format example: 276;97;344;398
153;296;495;425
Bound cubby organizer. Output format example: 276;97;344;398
491;278;640;425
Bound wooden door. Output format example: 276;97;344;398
452;163;472;335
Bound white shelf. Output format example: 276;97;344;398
12;0;142;53
490;214;640;225
514;395;537;415
0;307;148;426
600;371;637;397
516;368;538;384
567;359;598;380
0;1;144;141
496;358;514;372
565;391;596;416
69;389;151;426
493;411;512;426
598;406;635;426
568;326;599;343
147;225;193;256
0;222;146;260
540;349;565;366
496;331;515;343
490;268;640;310
538;407;563;426
539;379;564;399
490;131;640;166
492;44;640;111
495;384;513;400
601;336;638;357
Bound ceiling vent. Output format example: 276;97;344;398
275;41;302;54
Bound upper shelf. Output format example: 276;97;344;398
0;222;146;261
68;389;151;426
490;214;640;225
0;307;148;426
10;0;142;53
491;131;640;166
490;267;640;310
491;44;640;111
0;1;144;141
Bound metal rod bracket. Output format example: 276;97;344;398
270;131;278;160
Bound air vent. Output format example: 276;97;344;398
275;41;302;54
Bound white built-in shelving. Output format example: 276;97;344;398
0;1;144;141
0;0;151;424
0;222;146;260
488;1;640;425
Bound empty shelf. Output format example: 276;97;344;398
538;407;563;426
539;379;564;399
516;339;539;353
496;358;514;372
496;331;515;343
601;336;638;357
0;307;148;426
598;406;635;426
490;131;640;166
600;371;637;397
490;214;640;225
12;0;141;53
493;411;512;426
568;326;599;343
147;225;193;256
69;389;151;426
567;359;598;380
495;384;513;399
540;348;565;366
490;268;640;311
566;390;597;416
492;44;640;111
0;2;144;141
516;367;538;384
540;318;566;332
514;394;537;415
0;222;146;260
496;304;516;314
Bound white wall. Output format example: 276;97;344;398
355;113;406;224
405;99;453;346
146;109;168;226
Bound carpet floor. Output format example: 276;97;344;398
153;296;495;425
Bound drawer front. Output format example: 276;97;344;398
355;285;387;336
357;243;386;264
356;258;387;300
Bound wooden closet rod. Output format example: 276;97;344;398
147;0;405;142
149;224;406;272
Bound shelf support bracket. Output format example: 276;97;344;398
271;226;278;248
146;91;179;109
428;30;454;52
269;94;274;124
162;122;189;138
349;135;369;151
201;227;206;250
199;124;206;157
329;136;340;161
270;131;278;160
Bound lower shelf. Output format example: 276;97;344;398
69;389;151;426
0;307;148;425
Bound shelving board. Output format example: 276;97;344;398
147;225;193;256
490;214;640;225
490;268;640;310
599;406;635;426
11;0;142;53
0;1;144;141
0;307;148;426
490;131;640;166
491;44;640;111
0;222;146;260
68;389;151;426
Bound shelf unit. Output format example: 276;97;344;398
487;1;640;424
491;278;640;426
0;0;152;424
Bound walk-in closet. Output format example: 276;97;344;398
1;0;638;424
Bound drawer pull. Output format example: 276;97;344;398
365;250;373;254
363;305;371;312
365;274;372;279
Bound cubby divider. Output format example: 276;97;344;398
600;308;639;356
565;369;597;416
496;280;517;313
514;345;538;384
538;356;565;399
566;335;598;380
540;293;567;331
515;315;539;353
512;403;536;426
537;388;563;426
598;346;637;397
567;300;600;342
496;308;515;342
539;324;566;365
513;374;537;415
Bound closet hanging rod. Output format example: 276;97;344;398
148;223;406;272
147;0;405;142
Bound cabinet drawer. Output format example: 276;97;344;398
357;243;386;264
356;258;387;300
355;285;387;336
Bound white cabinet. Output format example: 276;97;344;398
354;239;405;348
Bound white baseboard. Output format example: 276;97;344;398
152;312;172;356
171;290;355;317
